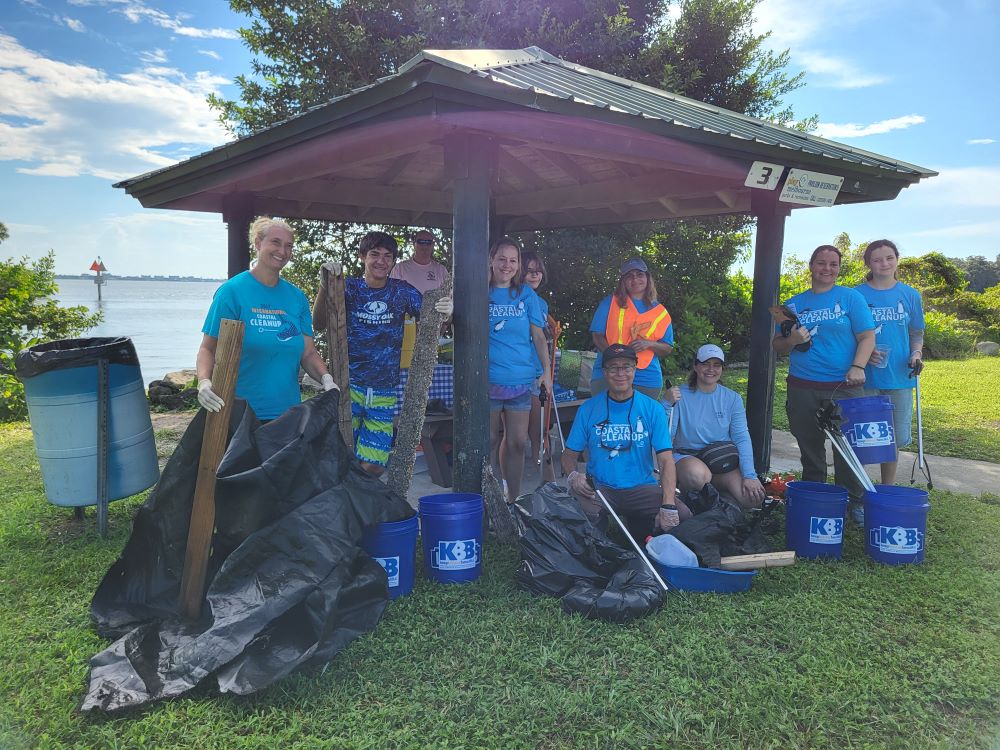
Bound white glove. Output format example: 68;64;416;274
197;379;224;413
321;373;339;392
320;260;343;278
434;295;454;316
657;506;680;531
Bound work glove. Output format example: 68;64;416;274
566;470;595;500
321;374;339;392
656;505;680;531
434;295;454;316
320;260;343;278
197;379;224;412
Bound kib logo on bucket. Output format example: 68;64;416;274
848;420;893;448
432;539;479;570
870;526;923;555
809;516;844;544
374;556;400;587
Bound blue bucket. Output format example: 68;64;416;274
864;485;930;565
785;481;848;559
836;396;897;465
361;513;419;599
419;493;483;584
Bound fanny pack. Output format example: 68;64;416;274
679;440;740;475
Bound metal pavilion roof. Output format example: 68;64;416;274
115;46;935;231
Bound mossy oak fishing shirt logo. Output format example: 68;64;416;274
356;300;392;325
249;306;299;341
490;300;525;332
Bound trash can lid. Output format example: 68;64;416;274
15;337;139;379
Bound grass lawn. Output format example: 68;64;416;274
560;351;1000;464
2;422;999;749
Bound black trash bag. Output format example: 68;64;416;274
14;336;140;378
513;483;663;623
82;389;413;712
668;484;770;568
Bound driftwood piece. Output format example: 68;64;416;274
321;264;353;449
179;318;244;619
385;280;452;500
482;459;519;546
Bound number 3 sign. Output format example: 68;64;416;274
744;161;784;190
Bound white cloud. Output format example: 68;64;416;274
0;33;230;180
198;49;221;61
906;166;1000;208
908;220;1000;239
67;0;238;39
754;0;888;89
813;114;926;139
63;17;86;32
968;138;996;145
138;48;167;64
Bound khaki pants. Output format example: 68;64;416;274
786;384;865;500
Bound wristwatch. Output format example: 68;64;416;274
660;504;677;511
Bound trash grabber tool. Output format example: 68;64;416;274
537;382;548;466
586;475;671;594
909;361;933;489
550;391;566;455
816;401;877;494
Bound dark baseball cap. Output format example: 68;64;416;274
603;343;638;366
620;257;649;275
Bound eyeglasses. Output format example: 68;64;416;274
414;238;434;245
603;365;635;375
524;268;543;276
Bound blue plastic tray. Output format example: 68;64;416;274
652;562;755;593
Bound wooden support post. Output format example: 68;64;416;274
179;318;244;619
447;134;497;494
223;194;254;279
747;190;790;475
321;264;355;450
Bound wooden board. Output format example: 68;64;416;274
179;318;244;619
718;551;796;571
322;265;353;449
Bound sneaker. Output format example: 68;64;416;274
849;503;865;526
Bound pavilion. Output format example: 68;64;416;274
115;47;936;492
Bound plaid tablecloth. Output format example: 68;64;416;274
392;352;565;415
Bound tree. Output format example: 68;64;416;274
0;222;8;245
212;0;808;366
0;252;102;420
953;254;1000;293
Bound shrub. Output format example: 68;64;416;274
922;310;980;359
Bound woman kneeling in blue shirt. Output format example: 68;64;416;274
663;344;765;507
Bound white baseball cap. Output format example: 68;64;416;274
696;344;725;363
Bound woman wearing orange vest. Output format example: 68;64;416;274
589;257;674;400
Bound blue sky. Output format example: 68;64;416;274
1;0;997;278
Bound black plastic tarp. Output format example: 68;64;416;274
668;483;771;568
513;483;664;623
82;389;412;712
15;337;140;378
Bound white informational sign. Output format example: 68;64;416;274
779;168;845;207
744;161;784;190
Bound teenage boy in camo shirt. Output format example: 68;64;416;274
313;231;452;476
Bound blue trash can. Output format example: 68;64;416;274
15;337;159;507
418;493;483;584
785;481;848;560
361;513;419;599
836;396;897;465
864;485;930;565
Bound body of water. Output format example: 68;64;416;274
54;278;222;386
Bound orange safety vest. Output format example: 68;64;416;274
604;296;671;369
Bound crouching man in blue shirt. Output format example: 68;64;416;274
561;344;686;541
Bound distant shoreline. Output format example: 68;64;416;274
56;274;224;282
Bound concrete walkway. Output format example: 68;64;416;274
768;430;1000;496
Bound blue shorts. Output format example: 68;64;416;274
864;387;914;449
489;390;533;412
350;384;397;467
